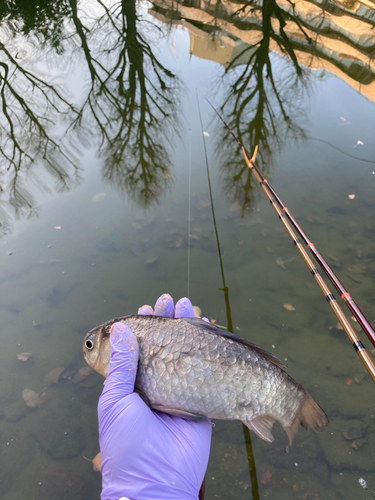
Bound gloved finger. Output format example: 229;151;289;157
100;322;139;406
202;317;210;323
175;297;194;318
154;293;174;317
138;305;154;315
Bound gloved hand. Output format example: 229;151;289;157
98;294;212;500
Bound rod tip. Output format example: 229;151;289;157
196;88;206;99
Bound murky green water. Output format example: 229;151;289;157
1;0;375;498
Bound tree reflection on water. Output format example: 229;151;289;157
218;0;311;214
1;0;374;229
0;0;178;233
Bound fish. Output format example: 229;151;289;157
83;315;328;445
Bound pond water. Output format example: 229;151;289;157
1;0;375;498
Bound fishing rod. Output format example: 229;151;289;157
197;88;375;383
197;95;260;500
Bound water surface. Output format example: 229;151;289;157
1;0;375;498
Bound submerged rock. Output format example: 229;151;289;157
318;417;375;472
4;401;33;422
33;409;86;460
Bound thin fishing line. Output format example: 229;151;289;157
187;128;192;299
196;89;375;381
197;88;375;342
307;136;375;165
196;90;259;500
196;91;232;331
196;95;224;275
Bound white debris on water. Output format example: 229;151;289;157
358;478;367;489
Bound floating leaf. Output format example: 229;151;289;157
276;257;286;270
92;192;107;202
17;352;32;362
283;304;296;311
345;378;352;386
276;256;295;269
44;367;64;387
73;366;93;384
54;226;61;230
145;256;159;265
165;232;183;248
348;194;355;200
22;389;37;407
354;141;363;148
260;471;272;484
22;389;47;408
62;368;76;380
203;131;210;137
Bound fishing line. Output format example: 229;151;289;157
306;136;375;165
196;90;259;500
196;92;233;333
197;88;375;382
187;128;192;299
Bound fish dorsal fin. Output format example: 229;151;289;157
182;317;286;369
243;416;275;442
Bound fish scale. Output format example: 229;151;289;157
83;315;328;444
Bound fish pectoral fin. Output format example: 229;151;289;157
243;416;275;443
151;404;206;421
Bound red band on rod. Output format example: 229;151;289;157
282;207;288;211
341;293;351;299
307;243;314;248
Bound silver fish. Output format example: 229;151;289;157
83;315;328;444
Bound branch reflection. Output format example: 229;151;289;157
69;0;179;207
219;0;310;214
0;0;179;233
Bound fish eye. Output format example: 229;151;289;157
85;339;94;350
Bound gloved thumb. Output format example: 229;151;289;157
99;322;139;407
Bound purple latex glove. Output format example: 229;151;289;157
98;294;212;500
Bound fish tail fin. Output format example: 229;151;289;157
284;391;329;447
